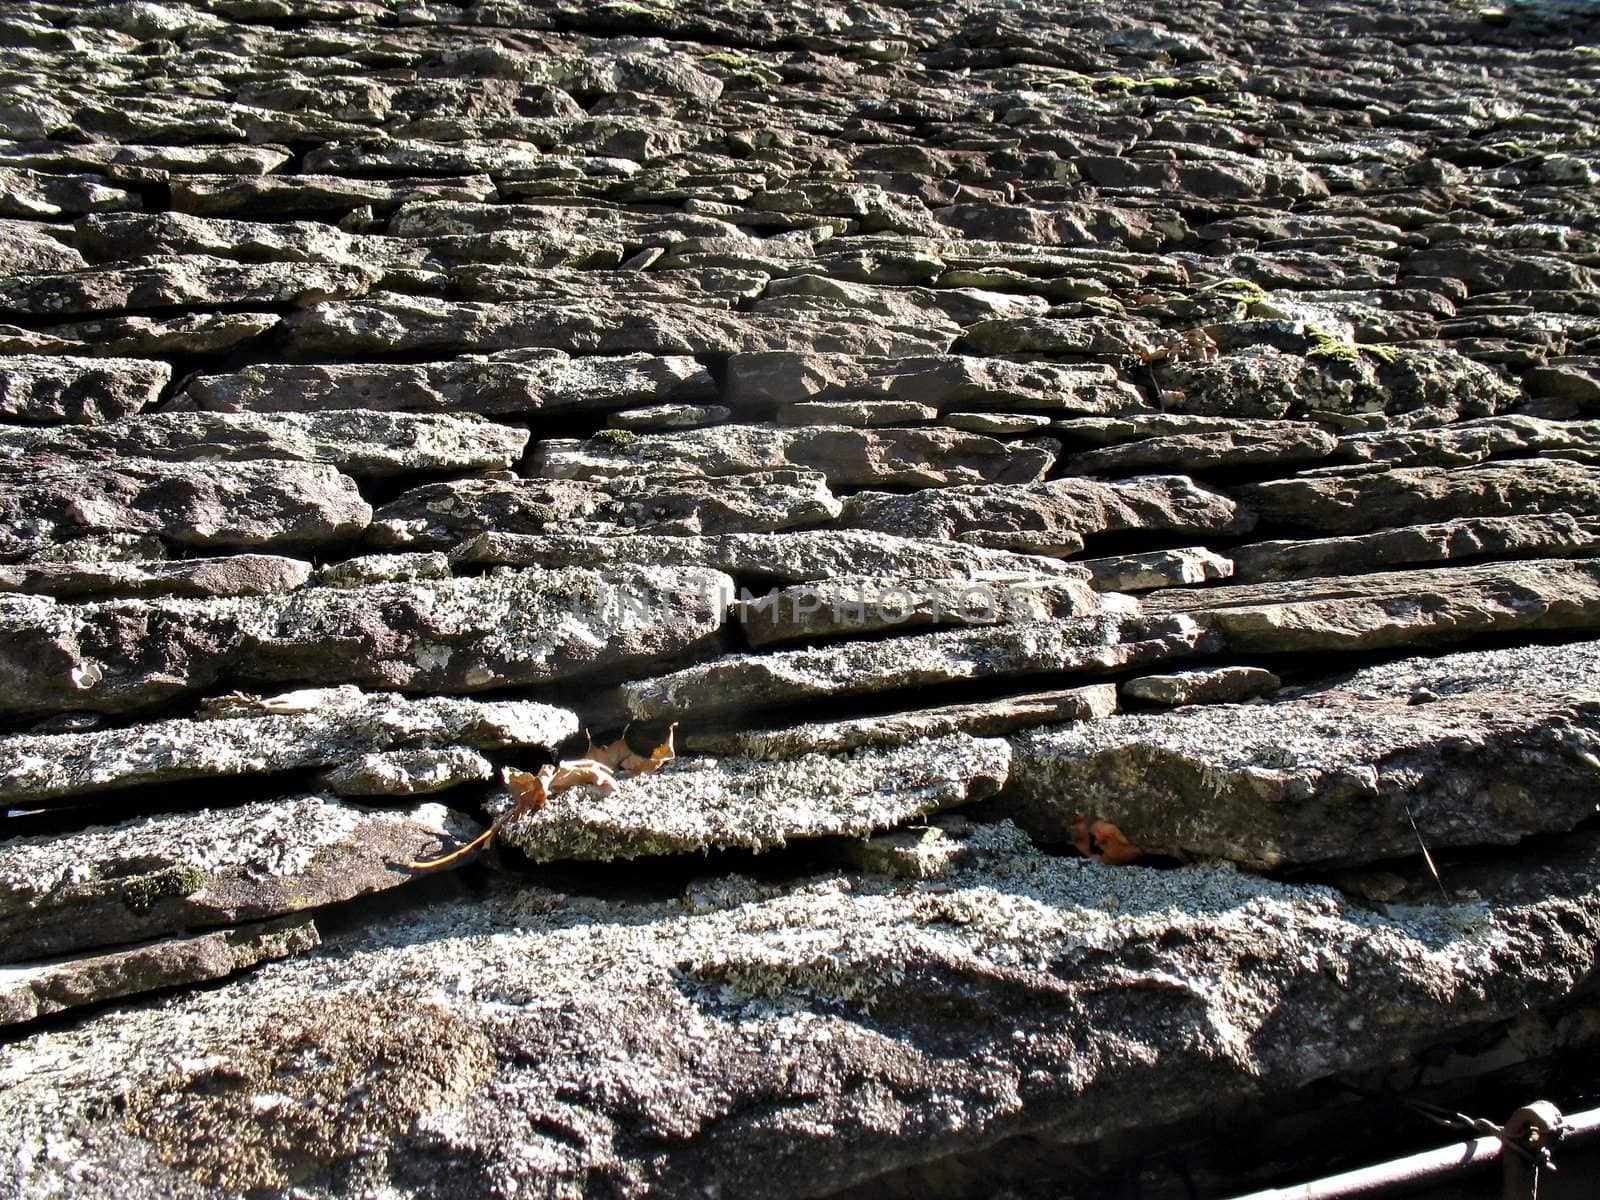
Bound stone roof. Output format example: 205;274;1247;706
2;0;1600;1195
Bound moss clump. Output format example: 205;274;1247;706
591;428;640;449
519;501;558;530
702;50;761;70
1199;277;1268;306
1306;324;1398;365
121;864;209;912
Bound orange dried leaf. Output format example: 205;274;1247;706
547;759;617;792
1087;820;1143;865
505;765;553;818
619;722;677;775
583;726;634;773
1069;812;1144;865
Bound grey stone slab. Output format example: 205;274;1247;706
0;797;481;962
0;687;577;805
0;566;732;716
0;915;320;1029
530;424;1056;489
0;354;169;423
497;734;1012;860
1005;639;1600;868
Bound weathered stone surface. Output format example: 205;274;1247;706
5;0;1600;1191
616;613;1215;720
1526;358;1600;409
177;352;713;416
168;174;495;217
1;143;290;178
740;575;1109;647
1154;347;1518;428
1145;559;1600;654
0;313;280;358
1230;514;1600;582
0;457;371;556
1005;639;1600;869
607;403;730;431
836;815;979;881
0;411;529;476
449;530;1081;588
0;916;320;1029
684;685;1119;757
318;748;496;797
0;258;378;316
68;212;427;269
530;424;1056;489
0;219;86;274
1233;460;1600;534
775;399;939;427
371;471;840;548
1336;416;1600;468
0;567;732;716
497;734;1012;861
315;552;451;588
841;475;1252;554
0;688;577;805
0;354;170;424
1122;666;1281;706
1079;547;1235;593
0;797;480;962
282;297;955;357
0;168;137;218
0;554;310;600
957;315;1162;358
1063;424;1337;475
6;826;1599;1197
726;351;1143;414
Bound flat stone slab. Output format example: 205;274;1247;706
1078;547;1234;592
0;354;170;424
616;613;1215;720
841;475;1252;554
0;688;578;806
1229;514;1600;582
281;297;956;357
1121;666;1281;706
370;470;841;548
724;351;1142;414
683;684;1119;756
1143;558;1600;654
0;554;311;600
497;734;1012;860
449;529;1081;584
0;312;280;358
1336;415;1600;468
177;352;712;417
5;826;1599;1197
739;575;1109;647
529;424;1056;489
0;456;371;557
1003;639;1600;869
0;916;320;1029
1063;423;1337;474
0;797;480;962
0;257;378;316
0;567;732;716
1231;460;1600;534
0;411;530;477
